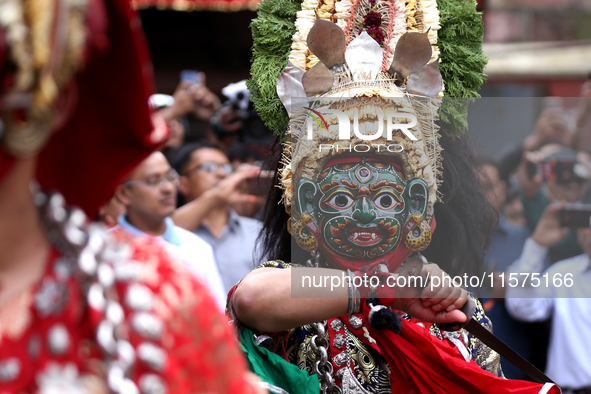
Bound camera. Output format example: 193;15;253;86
528;156;590;184
560;203;591;228
211;80;273;146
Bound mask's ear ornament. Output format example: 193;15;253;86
293;213;320;252
387;29;443;98
251;0;487;273
294;179;322;251
406;58;443;97
402;179;432;252
302;62;334;96
403;213;431;252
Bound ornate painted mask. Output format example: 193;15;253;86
294;155;433;271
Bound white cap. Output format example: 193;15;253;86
221;80;250;111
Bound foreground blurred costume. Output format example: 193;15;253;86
0;0;258;391
228;0;562;392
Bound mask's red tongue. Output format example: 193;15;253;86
348;227;382;246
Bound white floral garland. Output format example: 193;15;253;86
288;0;440;73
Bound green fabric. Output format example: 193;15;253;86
240;326;320;394
248;0;487;138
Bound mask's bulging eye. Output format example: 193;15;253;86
325;193;355;209
335;195;348;207
374;193;399;210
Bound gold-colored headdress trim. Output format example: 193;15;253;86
0;0;89;156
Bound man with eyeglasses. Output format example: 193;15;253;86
114;151;226;308
169;142;264;294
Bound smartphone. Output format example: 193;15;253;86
180;70;203;85
559;203;591;228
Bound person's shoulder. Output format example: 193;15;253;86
110;227;190;277
174;225;213;249
234;212;263;229
503;221;530;239
547;253;589;275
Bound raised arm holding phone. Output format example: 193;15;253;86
170;142;271;293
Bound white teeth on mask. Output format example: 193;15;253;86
351;232;379;240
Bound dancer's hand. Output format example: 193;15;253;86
394;263;469;324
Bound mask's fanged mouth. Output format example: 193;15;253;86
348;228;382;246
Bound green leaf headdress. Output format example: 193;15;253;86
247;0;487;217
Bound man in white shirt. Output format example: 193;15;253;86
506;201;591;393
113;151;226;308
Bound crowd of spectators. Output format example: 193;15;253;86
99;73;271;305
475;82;591;391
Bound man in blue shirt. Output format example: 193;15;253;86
170;142;265;294
114;151;226;308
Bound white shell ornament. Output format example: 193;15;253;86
345;31;384;81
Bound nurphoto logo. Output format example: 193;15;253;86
303;105;416;153
303;106;418;141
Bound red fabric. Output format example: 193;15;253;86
0;149;16;184
0;27;16;182
36;0;165;218
359;302;561;394
0;230;258;393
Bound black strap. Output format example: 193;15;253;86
464;318;554;384
398;257;556;384
437;298;554;384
